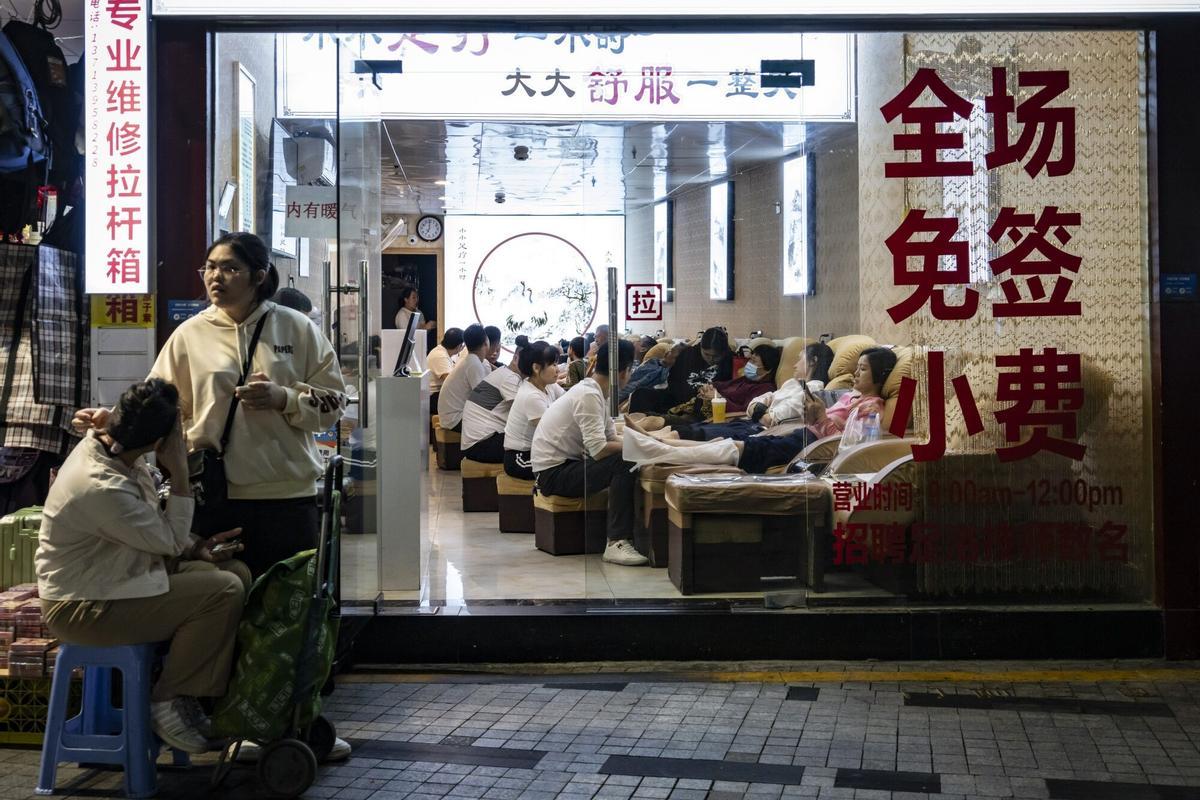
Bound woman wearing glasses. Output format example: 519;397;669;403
75;233;347;580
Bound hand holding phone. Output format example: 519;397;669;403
209;541;241;555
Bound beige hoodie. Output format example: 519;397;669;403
150;301;346;500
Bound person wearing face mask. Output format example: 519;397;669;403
622;347;897;473
628;327;734;413
668;344;781;422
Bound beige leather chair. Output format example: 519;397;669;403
823;335;876;390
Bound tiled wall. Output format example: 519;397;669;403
624;124;860;342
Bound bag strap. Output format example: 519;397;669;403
217;309;271;456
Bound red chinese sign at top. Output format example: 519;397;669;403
86;0;149;294
879;66;1087;464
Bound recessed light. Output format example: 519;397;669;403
434;179;447;186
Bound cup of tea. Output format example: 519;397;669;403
711;396;727;422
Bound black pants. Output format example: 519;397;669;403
430;391;440;417
629;387;683;414
204;496;319;579
463;432;504;463
536;455;637;543
737;428;817;474
686;419;765;442
504;449;534;480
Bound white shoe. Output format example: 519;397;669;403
151;699;210;755
235;736;351;763
603;539;649;566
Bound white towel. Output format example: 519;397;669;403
622;429;740;470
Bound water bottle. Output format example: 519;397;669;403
862;411;881;443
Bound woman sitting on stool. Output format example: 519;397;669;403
504;341;565;480
36;379;248;755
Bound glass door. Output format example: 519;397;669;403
333;37;385;609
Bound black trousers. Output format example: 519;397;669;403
463;432;505;463
737;428;818;474
536;454;637;543
203;496;319;579
628;387;683;413
503;449;534;481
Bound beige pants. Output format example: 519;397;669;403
42;560;251;702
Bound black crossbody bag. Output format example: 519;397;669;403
187;311;270;527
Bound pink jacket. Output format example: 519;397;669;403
809;392;884;440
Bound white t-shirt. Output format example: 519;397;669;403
531;378;615;473
426;345;457;391
504;380;566;452
461;366;522;450
438;352;489;430
756;378;826;423
395;306;416;331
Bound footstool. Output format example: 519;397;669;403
497;473;536;533
664;473;831;594
461;459;503;512
533;490;609;555
638;464;743;567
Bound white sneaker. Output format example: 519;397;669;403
603;539;649;566
235;736;351;763
150;699;210;755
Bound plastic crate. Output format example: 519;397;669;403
0;672;79;745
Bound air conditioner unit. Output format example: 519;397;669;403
284;136;337;186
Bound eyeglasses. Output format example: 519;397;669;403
198;262;246;279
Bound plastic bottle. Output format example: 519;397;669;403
862;410;881;443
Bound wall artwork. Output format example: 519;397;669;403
444;216;626;352
653;200;672;301
709;182;734;301
783;154;815;295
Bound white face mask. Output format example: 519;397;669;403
743;362;759;379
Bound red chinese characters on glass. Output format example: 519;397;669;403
879;68;974;178
884;210;978;323
987;206;1082;317
984;67;1075;178
889;348;1086;463
994;347;1086;462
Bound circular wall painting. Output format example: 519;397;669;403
471;232;599;353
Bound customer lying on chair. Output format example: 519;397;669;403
661;343;781;425
653;341;835;442
627;327;733;413
461;336;529;463
35;379;249;755
531;339;648;566
623;347;896;474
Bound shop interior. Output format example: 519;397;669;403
210;30;1154;613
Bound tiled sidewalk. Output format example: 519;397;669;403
8;663;1200;799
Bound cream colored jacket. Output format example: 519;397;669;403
36;434;194;601
151;301;346;500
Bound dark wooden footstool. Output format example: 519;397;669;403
497;473;536;533
461;458;503;512
534;490;609;555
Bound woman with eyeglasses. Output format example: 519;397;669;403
74;233;348;579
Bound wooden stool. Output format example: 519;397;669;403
533;490;608;555
664;473;830;595
433;417;462;471
461;459;503;512
496;473;535;533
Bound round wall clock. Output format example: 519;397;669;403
416;215;443;242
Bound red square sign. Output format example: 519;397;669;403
625;283;663;321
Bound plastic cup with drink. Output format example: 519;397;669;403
711;395;727;423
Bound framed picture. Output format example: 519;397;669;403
235;63;256;235
782;153;816;295
709;182;734;301
653;200;674;303
269;120;298;258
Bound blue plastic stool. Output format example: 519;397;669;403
37;644;189;798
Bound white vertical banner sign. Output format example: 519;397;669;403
86;0;149;294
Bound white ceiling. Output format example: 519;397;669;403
377;119;846;216
4;0;84;61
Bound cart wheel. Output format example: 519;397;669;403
304;716;337;763
257;739;318;798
